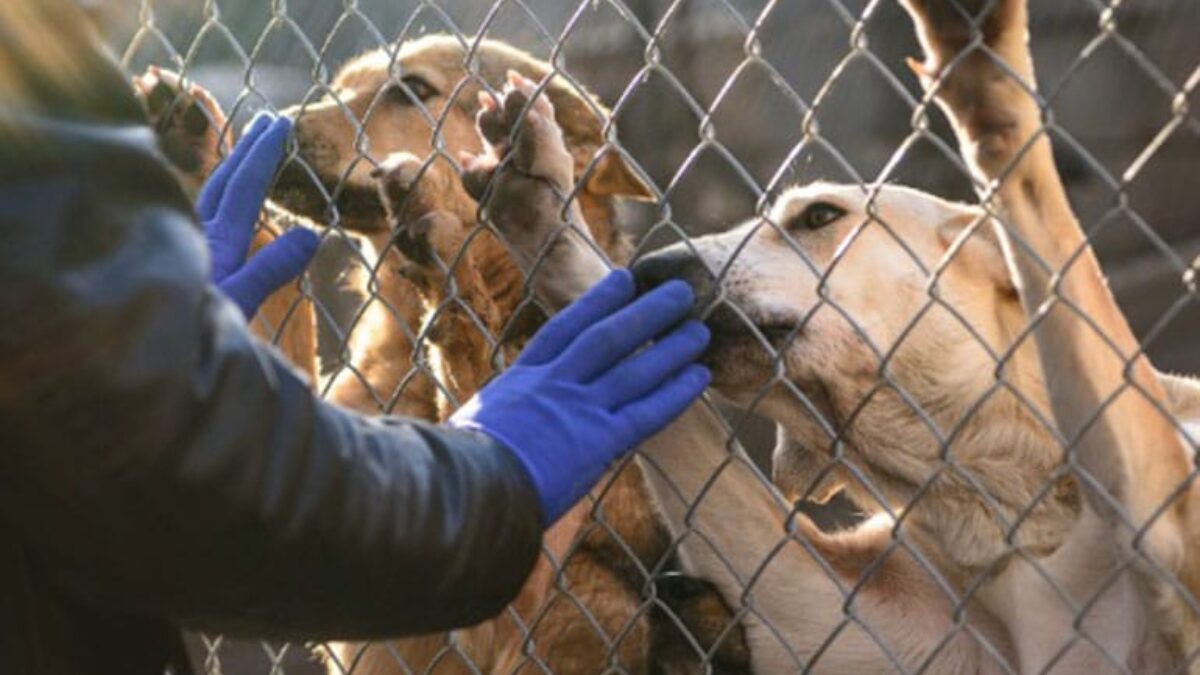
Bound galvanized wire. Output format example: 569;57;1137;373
108;0;1200;672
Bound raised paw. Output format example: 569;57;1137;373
373;152;469;290
133;66;228;195
455;71;594;280
461;70;574;202
899;0;1027;79
899;0;1036;173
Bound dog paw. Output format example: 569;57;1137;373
373;152;468;289
133;67;228;193
899;0;1026;78
461;71;574;201
457;71;589;270
900;0;1034;168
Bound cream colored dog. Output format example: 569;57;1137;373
455;0;1200;671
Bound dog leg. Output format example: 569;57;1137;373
901;0;1200;663
338;84;652;675
901;0;1192;575
245;205;320;381
373;152;510;416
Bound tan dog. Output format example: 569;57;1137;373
273;38;747;674
456;2;1200;671
132;67;319;380
272;36;644;422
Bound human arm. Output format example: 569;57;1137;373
0;114;541;639
0;113;712;639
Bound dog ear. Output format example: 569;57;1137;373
586;149;656;201
937;211;1015;294
539;77;656;202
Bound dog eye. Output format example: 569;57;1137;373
385;75;438;105
792;202;845;231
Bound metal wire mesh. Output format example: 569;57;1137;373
101;0;1200;672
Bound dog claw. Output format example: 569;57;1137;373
906;56;935;81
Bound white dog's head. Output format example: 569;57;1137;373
634;182;1081;568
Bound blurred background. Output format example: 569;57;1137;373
96;1;1200;672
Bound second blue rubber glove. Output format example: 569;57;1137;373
451;270;711;526
197;113;319;318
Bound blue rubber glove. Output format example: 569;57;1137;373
451;270;711;526
197;113;318;318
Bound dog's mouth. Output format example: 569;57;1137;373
702;300;804;354
758;321;803;346
272;158;387;231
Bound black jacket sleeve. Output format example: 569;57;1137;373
0;114;542;640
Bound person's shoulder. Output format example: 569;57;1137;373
0;112;164;191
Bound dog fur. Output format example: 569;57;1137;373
903;0;1200;663
272;37;746;674
132;67;319;380
271;36;647;423
454;1;1200;671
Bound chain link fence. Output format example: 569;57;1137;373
97;0;1200;672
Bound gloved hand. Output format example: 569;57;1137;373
451;270;711;526
197;113;318;317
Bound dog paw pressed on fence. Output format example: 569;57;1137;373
462;72;577;246
372;151;472;291
460;71;611;309
133;66;229;196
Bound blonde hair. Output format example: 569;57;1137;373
0;0;143;132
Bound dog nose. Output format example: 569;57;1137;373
631;245;716;313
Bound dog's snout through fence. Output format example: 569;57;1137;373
105;0;1200;672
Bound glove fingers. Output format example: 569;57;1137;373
196;113;272;221
516;269;635;367
219;228;319;318
590;320;709;410
556;279;694;382
212;117;292;255
615;364;710;442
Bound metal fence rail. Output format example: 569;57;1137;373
102;0;1200;673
